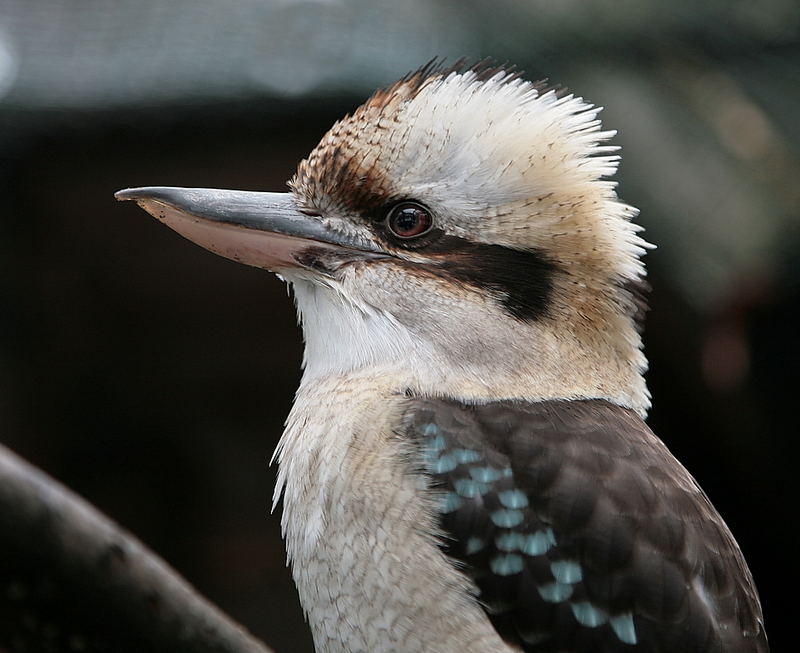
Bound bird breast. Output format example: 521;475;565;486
273;371;514;653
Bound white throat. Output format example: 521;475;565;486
288;276;429;383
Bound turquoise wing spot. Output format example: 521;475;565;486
422;442;442;466
454;478;490;498
550;560;583;584
498;489;529;509
469;466;503;483
538;582;573;603
610;613;638;645
422;423;440;437
570;602;608;627
440;492;463;514
495;532;526;552
431;454;457;474
490;553;524;576
521;528;556;556
466;537;485;554
452;448;482;464
490;509;524;528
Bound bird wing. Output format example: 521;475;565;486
403;398;768;653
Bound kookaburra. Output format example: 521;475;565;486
116;61;768;653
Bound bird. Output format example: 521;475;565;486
116;60;768;653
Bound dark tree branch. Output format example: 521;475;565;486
0;442;276;653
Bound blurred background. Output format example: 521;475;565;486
0;1;797;651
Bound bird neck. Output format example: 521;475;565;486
288;276;649;416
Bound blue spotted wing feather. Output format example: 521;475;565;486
404;398;768;653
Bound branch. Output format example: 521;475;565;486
0;442;276;653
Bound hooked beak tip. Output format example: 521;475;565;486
115;188;140;201
115;187;180;204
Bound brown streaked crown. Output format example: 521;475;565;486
289;60;523;218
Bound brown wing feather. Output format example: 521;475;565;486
404;398;768;653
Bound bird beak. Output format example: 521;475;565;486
115;186;382;271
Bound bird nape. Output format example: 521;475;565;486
116;60;768;653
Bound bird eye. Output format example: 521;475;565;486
386;202;432;239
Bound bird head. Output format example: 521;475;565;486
117;62;651;414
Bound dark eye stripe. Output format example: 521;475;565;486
369;203;558;321
421;235;559;322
